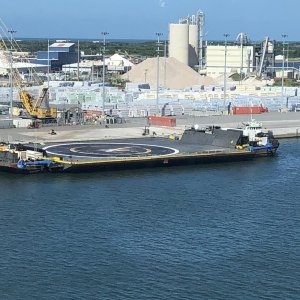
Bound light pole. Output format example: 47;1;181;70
77;40;80;81
223;33;230;108
164;39;167;88
237;32;246;83
156;32;163;115
8;29;16;118
101;31;109;117
281;34;288;107
47;39;50;88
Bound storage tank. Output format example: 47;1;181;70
188;24;199;67
169;23;189;66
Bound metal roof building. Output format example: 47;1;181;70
0;50;47;75
31;42;79;71
62;54;134;76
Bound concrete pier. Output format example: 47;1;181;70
175;112;300;139
0;111;299;143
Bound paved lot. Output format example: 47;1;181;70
1;111;300;144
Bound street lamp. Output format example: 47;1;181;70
101;31;109;117
156;32;163;115
281;34;288;107
8;29;16;118
223;33;230;107
237;32;246;83
47;39;50;88
77;40;80;81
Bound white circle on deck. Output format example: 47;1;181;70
44;142;180;159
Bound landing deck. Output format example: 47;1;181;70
44;137;236;162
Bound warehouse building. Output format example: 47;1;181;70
0;50;47;76
31;42;79;71
206;44;255;78
62;53;134;77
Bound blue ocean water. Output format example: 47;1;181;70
0;139;299;300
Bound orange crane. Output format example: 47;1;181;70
0;19;57;119
19;87;57;119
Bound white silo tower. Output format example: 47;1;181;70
188;22;199;67
169;10;205;69
268;41;274;53
169;23;189;66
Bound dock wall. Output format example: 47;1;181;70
272;127;300;139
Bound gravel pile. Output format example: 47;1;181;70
122;57;216;89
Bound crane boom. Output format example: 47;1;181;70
0;18;57;119
19;88;57;119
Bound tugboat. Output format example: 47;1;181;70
183;120;279;157
0;143;63;174
237;120;279;156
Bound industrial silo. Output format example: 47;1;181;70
188;24;199;67
169;23;189;66
268;41;274;53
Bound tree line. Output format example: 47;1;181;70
14;39;159;58
10;39;300;60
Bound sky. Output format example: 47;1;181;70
1;0;299;42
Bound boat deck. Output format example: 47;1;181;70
44;137;239;162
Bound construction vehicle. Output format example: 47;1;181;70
27;120;41;129
19;87;57;119
0;18;57;120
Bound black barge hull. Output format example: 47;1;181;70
1;127;278;174
61;151;256;173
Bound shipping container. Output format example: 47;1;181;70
13;118;33;128
147;116;176;127
232;105;268;115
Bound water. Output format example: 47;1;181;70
0;139;299;300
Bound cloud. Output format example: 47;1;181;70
159;0;166;8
